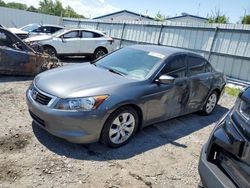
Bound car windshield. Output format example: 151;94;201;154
21;24;40;32
52;29;69;37
95;47;164;80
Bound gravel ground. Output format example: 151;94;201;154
0;75;236;188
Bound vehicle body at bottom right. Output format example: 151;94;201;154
199;86;250;188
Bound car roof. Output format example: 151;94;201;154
41;24;64;28
128;45;202;59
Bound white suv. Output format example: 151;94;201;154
25;28;115;59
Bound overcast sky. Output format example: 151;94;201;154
3;0;250;22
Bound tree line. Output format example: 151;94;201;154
155;9;250;24
0;0;85;19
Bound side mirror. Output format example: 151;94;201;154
156;75;175;85
60;36;66;43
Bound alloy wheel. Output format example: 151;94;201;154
109;112;135;144
206;93;217;114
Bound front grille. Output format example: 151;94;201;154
32;88;52;105
29;111;45;127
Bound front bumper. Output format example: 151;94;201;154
26;88;110;144
198;145;236;188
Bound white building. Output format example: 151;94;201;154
93;10;154;22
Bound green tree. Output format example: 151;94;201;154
64;5;85;18
208;8;229;24
6;2;27;10
155;11;166;22
242;15;250;24
27;6;38;12
0;0;6;6
0;0;85;18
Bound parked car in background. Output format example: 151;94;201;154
26;45;226;147
9;24;63;39
24;28;114;59
0;27;61;75
198;86;250;188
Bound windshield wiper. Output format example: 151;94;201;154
108;68;126;76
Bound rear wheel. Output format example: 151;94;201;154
201;91;218;115
101;106;139;148
93;48;107;59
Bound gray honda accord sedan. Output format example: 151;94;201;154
26;45;226;147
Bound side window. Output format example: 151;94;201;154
163;55;186;78
63;31;79;38
81;31;94;38
42;27;52;33
81;31;102;38
51;27;61;33
33;26;43;33
0;31;12;47
187;56;206;76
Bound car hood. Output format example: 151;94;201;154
24;35;52;43
34;63;137;98
9;28;28;34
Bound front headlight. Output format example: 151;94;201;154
54;95;109;111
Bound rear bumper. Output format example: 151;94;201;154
198;145;236;188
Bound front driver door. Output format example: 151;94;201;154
145;55;189;124
58;30;80;54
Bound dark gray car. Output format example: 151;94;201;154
26;45;226;147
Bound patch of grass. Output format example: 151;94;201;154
225;86;241;97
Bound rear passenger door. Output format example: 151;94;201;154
186;55;212;112
79;31;100;54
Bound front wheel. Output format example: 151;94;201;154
201;91;218;115
43;46;57;57
101;107;139;148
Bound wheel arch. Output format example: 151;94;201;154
42;44;57;53
94;46;108;54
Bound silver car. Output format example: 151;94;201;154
26;45;226;147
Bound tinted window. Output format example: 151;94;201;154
63;31;79;38
51;27;62;33
187;56;206;76
163;55;186;78
81;31;102;38
42;27;52;33
33;26;43;33
95;48;163;79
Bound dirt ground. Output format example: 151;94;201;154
0;75;236;188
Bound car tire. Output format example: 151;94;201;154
101;106;139;148
43;46;57;57
201;91;219;115
93;48;107;59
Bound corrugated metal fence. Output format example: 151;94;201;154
63;18;250;83
0;7;61;27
